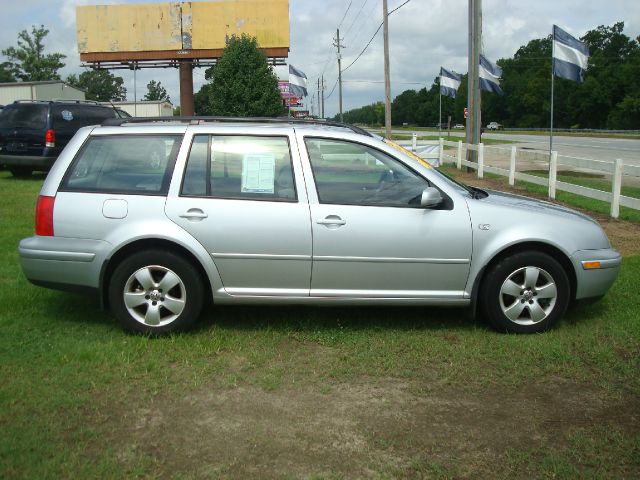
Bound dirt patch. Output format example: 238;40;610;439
452;169;640;256
105;376;639;479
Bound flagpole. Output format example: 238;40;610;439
439;88;442;137
550;26;555;153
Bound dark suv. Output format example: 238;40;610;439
0;100;120;177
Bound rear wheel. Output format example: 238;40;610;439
480;251;570;333
10;167;32;178
108;250;204;334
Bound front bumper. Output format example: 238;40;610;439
571;248;621;300
19;236;112;293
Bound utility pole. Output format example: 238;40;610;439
321;74;325;118
317;77;321;118
467;0;482;164
382;0;392;138
334;29;345;122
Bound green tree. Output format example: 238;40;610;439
194;83;214;115
338;102;385;125
2;25;65;81
144;80;170;102
580;22;639;129
197;34;283;116
0;62;15;82
66;70;126;102
340;21;639;130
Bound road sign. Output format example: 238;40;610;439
464;107;468;119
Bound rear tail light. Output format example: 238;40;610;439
45;129;55;148
35;195;55;236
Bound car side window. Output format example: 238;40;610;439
52;105;117;134
61;135;181;194
181;135;296;202
305;138;429;207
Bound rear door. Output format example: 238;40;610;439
165;128;312;296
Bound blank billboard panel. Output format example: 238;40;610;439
77;0;289;61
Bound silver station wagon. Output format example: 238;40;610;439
19;118;621;334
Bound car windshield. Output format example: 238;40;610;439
0;104;48;128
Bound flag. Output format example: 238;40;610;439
439;67;461;98
553;25;589;83
288;64;308;97
479;54;504;95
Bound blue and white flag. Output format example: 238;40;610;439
288;64;308;97
439;67;461;98
479;55;504;95
553;25;589;83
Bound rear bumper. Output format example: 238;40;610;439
19;236;112;292
571;248;621;300
0;154;56;169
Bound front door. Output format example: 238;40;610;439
302;137;472;298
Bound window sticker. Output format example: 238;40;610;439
241;153;275;193
61;110;73;121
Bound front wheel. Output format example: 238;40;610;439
108;250;204;334
480;251;570;333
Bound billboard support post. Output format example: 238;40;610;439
179;61;194;116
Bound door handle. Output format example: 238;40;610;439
179;208;208;221
317;215;346;227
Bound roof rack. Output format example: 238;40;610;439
100;116;373;137
13;99;102;105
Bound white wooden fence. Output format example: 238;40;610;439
406;134;640;219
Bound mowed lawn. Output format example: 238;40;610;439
0;170;638;479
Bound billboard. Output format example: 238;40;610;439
77;0;289;63
278;80;302;107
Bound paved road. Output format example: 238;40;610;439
485;133;640;164
386;129;640;165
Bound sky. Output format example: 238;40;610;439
1;0;639;117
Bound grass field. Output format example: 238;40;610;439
1;170;638;479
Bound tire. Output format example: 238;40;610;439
108;249;204;335
480;251;570;334
10;167;32;178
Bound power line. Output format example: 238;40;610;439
343;23;383;72
347;0;381;51
342;0;412;72
337;1;354;30
343;80;425;84
344;0;369;38
325;77;339;100
389;0;411;15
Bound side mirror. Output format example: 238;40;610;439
420;187;443;208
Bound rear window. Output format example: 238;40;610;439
52;105;116;132
0;104;48;128
61;134;182;195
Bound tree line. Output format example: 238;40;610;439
1;26;283;116
1;25;170;104
338;22;639;130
